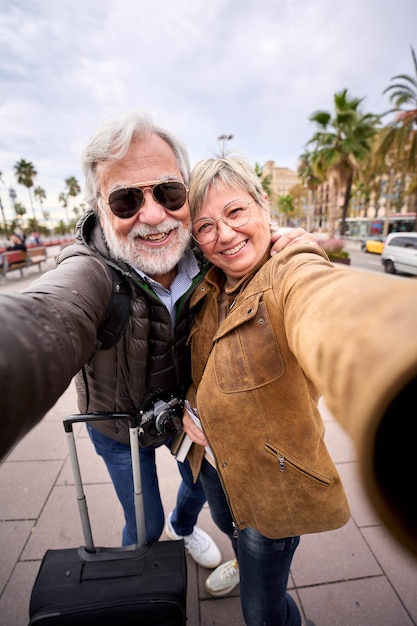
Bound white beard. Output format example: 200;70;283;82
100;209;192;277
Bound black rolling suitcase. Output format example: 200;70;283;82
28;413;187;625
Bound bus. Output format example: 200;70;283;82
342;213;417;239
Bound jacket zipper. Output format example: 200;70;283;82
264;443;332;486
201;427;242;534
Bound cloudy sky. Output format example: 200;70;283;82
1;0;416;221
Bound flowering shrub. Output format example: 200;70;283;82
315;237;350;262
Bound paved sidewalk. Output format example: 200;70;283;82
1;270;417;626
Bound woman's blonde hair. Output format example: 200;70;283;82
189;151;270;220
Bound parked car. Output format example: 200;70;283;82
381;232;417;276
361;236;385;254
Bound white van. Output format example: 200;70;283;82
381;232;417;276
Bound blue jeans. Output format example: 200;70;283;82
86;425;207;546
199;458;301;626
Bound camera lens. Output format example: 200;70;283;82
155;409;182;436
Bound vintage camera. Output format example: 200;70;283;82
138;396;184;447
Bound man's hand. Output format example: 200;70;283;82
182;410;208;447
271;227;317;255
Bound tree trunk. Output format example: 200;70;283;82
340;171;353;236
28;188;37;227
327;178;338;239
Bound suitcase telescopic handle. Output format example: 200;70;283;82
63;413;146;551
63;412;138;432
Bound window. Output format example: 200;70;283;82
389;236;417;249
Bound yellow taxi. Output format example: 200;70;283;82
361;236;385;254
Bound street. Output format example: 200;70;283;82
347;247;385;273
344;242;417;279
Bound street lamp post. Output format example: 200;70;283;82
217;134;234;142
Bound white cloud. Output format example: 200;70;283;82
0;0;415;221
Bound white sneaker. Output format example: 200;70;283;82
205;559;240;596
164;511;221;569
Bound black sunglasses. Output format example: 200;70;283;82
105;180;188;219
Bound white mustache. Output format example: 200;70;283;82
128;218;180;239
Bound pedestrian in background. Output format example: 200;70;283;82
7;233;26;251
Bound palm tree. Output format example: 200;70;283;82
65;176;81;213
34;186;47;217
297;150;323;231
254;163;273;195
14;159;38;226
373;45;417;195
306;89;380;236
350;180;371;218
14;201;27;223
278;194;297;226
9;188;18;221
255;162;276;217
58;191;69;223
297;150;321;189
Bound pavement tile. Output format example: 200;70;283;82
57;432;111;485
323;419;357;463
199;594;245;626
0;561;40;626
21;482;121;560
337;460;381;527
361;524;417;623
298;577;415;626
0;460;63;519
291;518;382;586
6;421;69;462
0;520;33;593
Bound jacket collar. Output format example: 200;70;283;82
190;247;272;310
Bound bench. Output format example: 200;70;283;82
27;246;48;271
0;246;48;280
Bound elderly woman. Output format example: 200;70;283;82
182;153;417;626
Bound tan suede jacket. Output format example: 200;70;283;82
187;244;417;548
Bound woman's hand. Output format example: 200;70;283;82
182;410;208;447
271;227;317;255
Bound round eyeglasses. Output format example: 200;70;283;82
105;180;188;219
191;200;253;245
